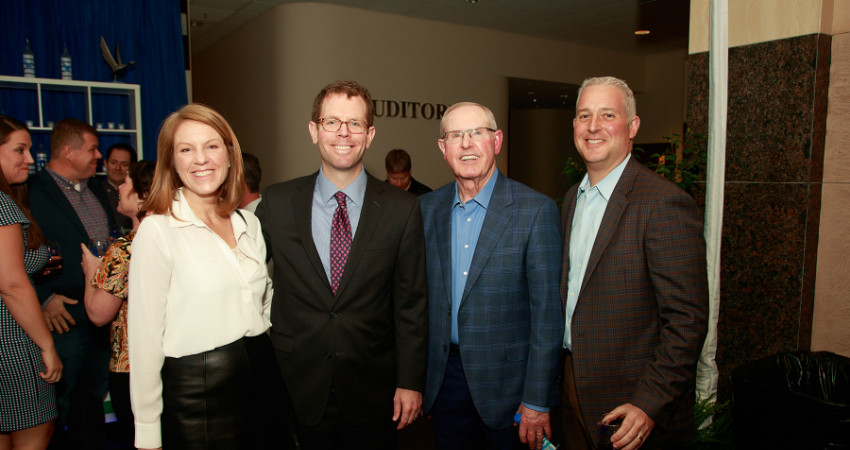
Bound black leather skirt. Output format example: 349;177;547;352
161;333;300;449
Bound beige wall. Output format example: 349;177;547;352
690;0;839;53
640;49;688;141
193;2;685;191
812;29;850;357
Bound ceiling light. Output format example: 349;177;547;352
634;30;651;35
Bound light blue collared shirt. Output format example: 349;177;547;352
450;171;498;345
311;166;367;282
564;154;631;350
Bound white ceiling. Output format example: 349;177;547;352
188;0;689;56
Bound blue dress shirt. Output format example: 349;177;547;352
311;167;367;282
450;171;499;345
564;154;631;350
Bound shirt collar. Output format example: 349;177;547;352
577;153;631;201
317;166;367;207
47;166;88;192
168;188;250;240
454;169;498;209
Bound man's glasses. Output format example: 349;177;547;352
440;127;495;144
317;118;368;134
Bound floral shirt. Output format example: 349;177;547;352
93;231;134;373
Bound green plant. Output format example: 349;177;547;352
685;395;733;449
646;129;708;194
562;156;586;188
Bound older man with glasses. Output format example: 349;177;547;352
419;102;564;450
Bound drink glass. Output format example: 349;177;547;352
45;241;63;273
597;418;622;450
89;239;110;257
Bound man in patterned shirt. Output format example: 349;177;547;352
29;118;114;450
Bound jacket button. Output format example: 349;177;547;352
330;312;339;319
324;352;331;359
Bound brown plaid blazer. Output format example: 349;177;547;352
561;156;709;447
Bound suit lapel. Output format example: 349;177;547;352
560;185;579;303
579;158;636;294
37;170;90;239
461;173;512;304
293;172;331;293
333;174;382;300
434;186;455;305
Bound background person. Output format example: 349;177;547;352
128;104;295;450
256;80;427;449
419;102;563;450
81;160;156;450
29;118;114;450
239;152;262;213
0;115;62;450
385;148;432;196
101;143;137;232
558;76;708;449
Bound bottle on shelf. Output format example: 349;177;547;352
61;44;73;80
35;143;48;171
23;39;35;78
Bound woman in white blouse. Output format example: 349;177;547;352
128;104;295;450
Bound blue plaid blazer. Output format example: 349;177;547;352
420;171;564;429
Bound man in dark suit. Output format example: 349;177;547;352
100;142;136;232
420;102;563;450
385;148;432;196
29;118;114;449
558;76;708;449
256;80;428;449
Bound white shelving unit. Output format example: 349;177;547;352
0;75;142;154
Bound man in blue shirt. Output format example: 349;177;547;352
419;102;563;449
558;77;707;449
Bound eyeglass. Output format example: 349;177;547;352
440;127;495;144
317;118;368;134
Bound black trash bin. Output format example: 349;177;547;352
732;351;850;449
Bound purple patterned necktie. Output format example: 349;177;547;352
330;191;351;294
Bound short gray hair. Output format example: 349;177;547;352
440;102;498;136
576;76;636;120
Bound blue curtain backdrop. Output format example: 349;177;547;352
0;0;187;161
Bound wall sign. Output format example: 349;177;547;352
373;99;448;120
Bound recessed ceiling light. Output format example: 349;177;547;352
634;30;651;35
467;0;479;3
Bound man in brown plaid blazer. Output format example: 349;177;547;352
557;76;708;449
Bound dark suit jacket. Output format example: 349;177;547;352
29;169;115;322
101;179;132;230
256;171;428;427
562;157;708;446
407;177;432;196
420;171;564;429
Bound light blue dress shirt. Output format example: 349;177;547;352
311;166;367;282
564;154;631;350
450;171;498;345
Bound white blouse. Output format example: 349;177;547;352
128;188;273;449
